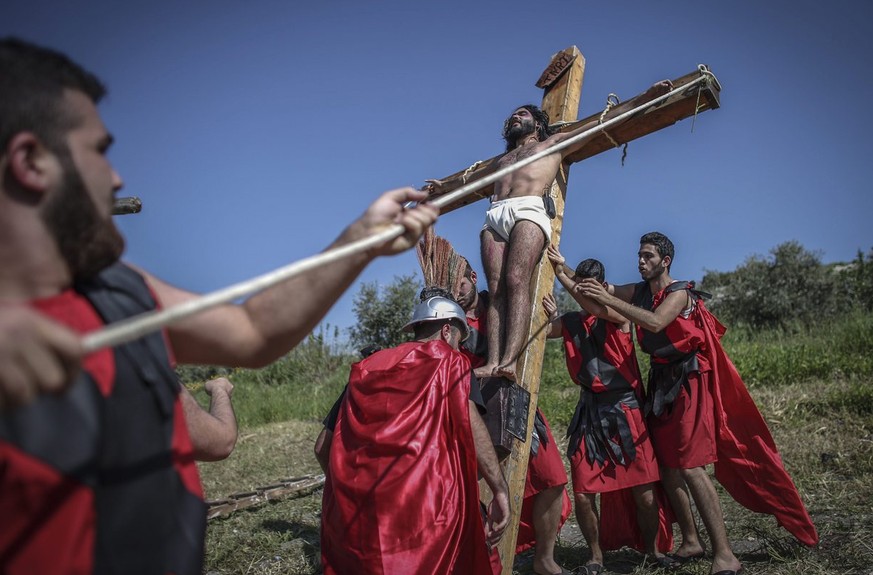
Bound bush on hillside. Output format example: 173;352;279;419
348;274;419;351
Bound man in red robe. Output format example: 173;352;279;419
543;248;675;574
321;296;510;575
455;264;572;575
579;232;819;575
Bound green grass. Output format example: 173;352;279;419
198;377;873;575
721;312;873;387
193;312;873;574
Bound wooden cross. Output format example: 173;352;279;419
424;46;720;573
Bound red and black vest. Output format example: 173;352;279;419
560;312;643;465
631;280;711;416
0;263;205;575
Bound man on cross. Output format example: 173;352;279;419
446;81;673;382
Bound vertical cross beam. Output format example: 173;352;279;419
496;46;585;573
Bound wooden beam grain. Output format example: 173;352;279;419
423;67;721;215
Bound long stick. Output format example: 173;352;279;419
82;73;711;353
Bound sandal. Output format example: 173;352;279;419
666;551;705;564
652;555;681;570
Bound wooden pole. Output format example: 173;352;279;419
496;46;585;574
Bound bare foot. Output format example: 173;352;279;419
494;362;516;382
532;557;566;575
473;364;497;379
671;542;706;561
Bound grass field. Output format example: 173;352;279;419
196;382;873;574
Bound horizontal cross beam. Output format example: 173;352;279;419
424;66;720;214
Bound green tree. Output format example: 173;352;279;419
349;274;419;350
842;248;873;311
703;241;840;329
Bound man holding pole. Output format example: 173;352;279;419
0;37;437;574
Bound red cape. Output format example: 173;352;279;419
321;341;491;574
698;304;818;546
599;485;674;553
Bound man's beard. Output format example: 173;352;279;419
40;151;125;280
641;263;666;282
506;118;536;145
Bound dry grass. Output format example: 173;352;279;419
199;377;873;575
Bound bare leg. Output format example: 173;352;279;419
495;221;546;381
630;482;663;558
679;466;742;574
660;467;705;558
478;229;506;378
574;492;604;568
531;485;566;575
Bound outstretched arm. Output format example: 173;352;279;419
148;188;438;368
578;279;689;333
181;377;238;462
545;245;627;325
469;402;510;548
541;293;563;339
549;80;674;158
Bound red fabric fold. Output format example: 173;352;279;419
516;411;571;554
698;305;819;546
599;485;674;553
321;341;491;574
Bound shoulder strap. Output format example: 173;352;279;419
76;263;179;416
665;280;713;301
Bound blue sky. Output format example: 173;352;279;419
5;0;872;339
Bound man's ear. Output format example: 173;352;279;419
5;132;55;194
662;255;672;270
470;270;477;284
440;322;452;344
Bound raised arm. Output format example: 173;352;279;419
541;293;563;339
181;377;238;462
578;279;689;333
148;188;437;368
545;245;627;326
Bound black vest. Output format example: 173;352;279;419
0;263;205;574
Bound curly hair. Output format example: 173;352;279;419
502;104;554;151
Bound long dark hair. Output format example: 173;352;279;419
502;104;554;151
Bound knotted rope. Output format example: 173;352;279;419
599;93;629;165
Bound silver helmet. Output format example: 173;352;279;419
403;296;470;341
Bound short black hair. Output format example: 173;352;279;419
640;231;675;268
573;258;605;283
0;37;107;154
